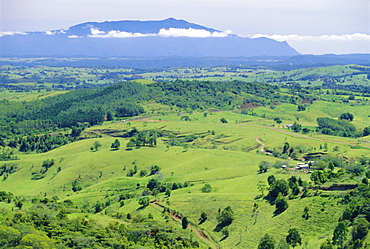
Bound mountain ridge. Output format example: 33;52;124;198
0;18;300;57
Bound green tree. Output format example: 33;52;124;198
332;222;347;249
320;239;333;249
275;194;288;213
291;122;302;133
111;139;120;150
258;161;271;173
302;206;309;219
199;211;208;223
267;175;276;186
220;117;228;123
138;197;149;207
20;232;54;249
282;142;290;154
258;233;276;249
286;228;302;248
201;183;212;193
217;206;234;226
180;116;191;121
363;126;370;136
352;218;369;241
106;111;114;121
15;200;23;210
92;141;102;151
182;217;189;229
257;180;268;196
221;227;229;238
268;179;289;200
339;112;354;121
0;225;20;247
149;165;161;175
297;105;306;111
126;140;136;150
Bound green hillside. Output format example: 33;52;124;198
0;70;369;248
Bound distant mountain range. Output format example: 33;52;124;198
0;18;300;57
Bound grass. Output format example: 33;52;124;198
0;115;365;247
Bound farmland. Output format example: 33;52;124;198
0;63;369;248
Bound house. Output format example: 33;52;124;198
296;162;309;169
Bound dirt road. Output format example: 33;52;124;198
150;201;220;249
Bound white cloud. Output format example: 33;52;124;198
0;31;27;37
251;33;370;42
158;28;232;37
45;31;55;35
86;27;232;38
68;35;81;38
87;28;156;38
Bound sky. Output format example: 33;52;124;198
1;0;369;54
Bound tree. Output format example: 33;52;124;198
106;111;114;121
182;217;189;229
92;141;102;151
302;206;309;219
320;239;333;249
199;211;208;223
274;117;282;124
221;227;229;238
111;139;120;150
257;181;268;196
180;115;191;121
297;105;306;111
339;112;354;121
220;117;228;123
352;218;369;241
291;122;302;133
286;228;301;248
258;161;271;173
258;233;276;249
267;175;276;186
217;206;234;226
126;140;136;150
138;197;149;207
201;183;212;193
275;194;288;213
332;222;347;249
310;170;328;184
282;142;290;154
20;233;54;249
268;179;289;200
363;126;370;136
15;200;23;210
149;165;161;175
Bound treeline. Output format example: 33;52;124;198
0;81;151;152
0;195;201;248
151;79;289;110
316;117;358;137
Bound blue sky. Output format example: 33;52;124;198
1;0;369;54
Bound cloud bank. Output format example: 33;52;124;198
252;33;370;42
86;27;232;38
0;31;27;37
158;28;231;38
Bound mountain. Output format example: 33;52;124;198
0;18;300;57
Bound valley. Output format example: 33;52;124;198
0;63;369;248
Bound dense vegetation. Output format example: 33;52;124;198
1;63;370;248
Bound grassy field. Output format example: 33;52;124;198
1;65;370;247
2;64;370;91
1;112;368;247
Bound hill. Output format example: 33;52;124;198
0;75;370;248
0;18;299;57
